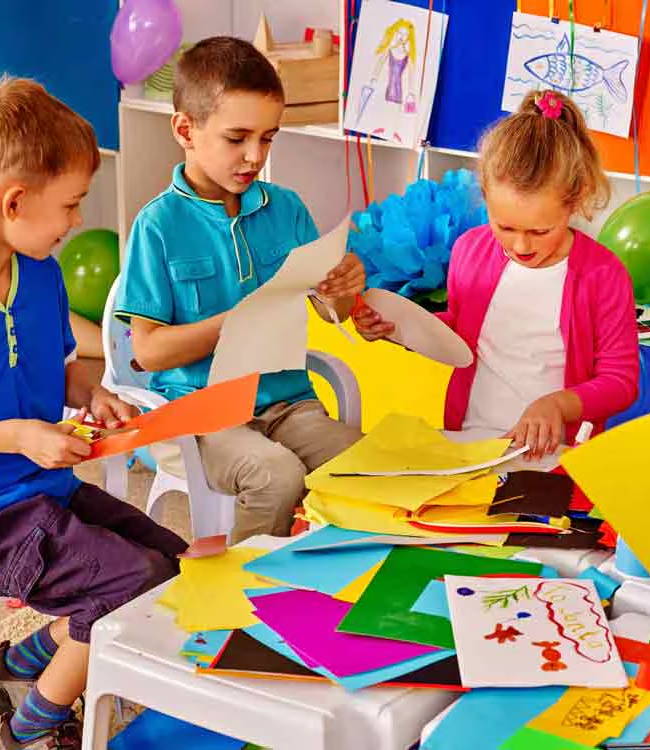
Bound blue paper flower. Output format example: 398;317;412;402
348;170;488;309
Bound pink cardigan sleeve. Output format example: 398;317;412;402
570;263;639;422
435;240;461;331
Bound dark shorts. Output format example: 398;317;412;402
0;483;188;643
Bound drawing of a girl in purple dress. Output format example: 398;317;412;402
368;19;417;143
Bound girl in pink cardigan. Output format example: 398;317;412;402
355;90;639;458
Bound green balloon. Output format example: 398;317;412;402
598;192;650;305
59;229;120;323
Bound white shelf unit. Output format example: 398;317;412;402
91;0;646;255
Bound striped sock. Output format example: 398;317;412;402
9;686;71;744
4;625;58;680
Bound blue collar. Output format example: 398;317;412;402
171;163;268;218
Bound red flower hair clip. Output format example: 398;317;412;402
536;91;564;119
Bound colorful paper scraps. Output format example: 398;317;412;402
334;561;383;604
560;415;650;573
305;414;512;511
159;547;274;631
527;680;650;747
89;373;259;460
446;576;627;688
242;525;391;595
248;589;439;677
338;546;543;649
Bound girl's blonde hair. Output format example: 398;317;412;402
478;90;610;220
376;20;416;62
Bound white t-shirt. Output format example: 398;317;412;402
463;258;568;433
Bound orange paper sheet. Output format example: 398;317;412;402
87;373;259;460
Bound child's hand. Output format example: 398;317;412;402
505;393;565;460
18;420;92;469
316;253;366;300
90;386;139;430
352;303;396;341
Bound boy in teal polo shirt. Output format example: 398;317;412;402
116;37;364;542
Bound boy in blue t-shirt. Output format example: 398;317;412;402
0;79;187;749
117;37;364;543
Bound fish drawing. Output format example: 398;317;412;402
524;34;629;102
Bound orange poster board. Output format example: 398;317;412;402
521;0;650;175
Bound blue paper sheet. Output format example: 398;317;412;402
410;580;450;618
108;709;245;750
181;630;231;660
243;526;391;595
244;622;454;692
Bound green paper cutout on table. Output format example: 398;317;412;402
337;546;543;649
499;726;594;750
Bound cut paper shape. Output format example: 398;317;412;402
249;589;438;677
344;0;449;148
334;561;383;603
506;516;605;550
331;446;528;476
446;576;627;688
411;580;450;619
108;709;245;750
560;415;650;575
528;680;650;747
362;288;472;367
201;626;462;692
181;630;231;660
410;502;564;536
421;685;565;750
502;11;639;138
208;216;349;385
306;414;511;510
160;547;275;631
338;546;543;649
490;471;574;517
242;525;391;595
498;726;594;750
89;373;259;460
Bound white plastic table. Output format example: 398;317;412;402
82;535;460;750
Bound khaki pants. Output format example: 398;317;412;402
198;400;362;543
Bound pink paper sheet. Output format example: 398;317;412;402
250;589;439;677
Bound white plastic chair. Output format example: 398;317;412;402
101;276;362;540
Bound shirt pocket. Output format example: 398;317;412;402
169;256;220;314
254;240;296;282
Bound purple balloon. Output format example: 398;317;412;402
111;0;183;85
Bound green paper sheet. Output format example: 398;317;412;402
499;727;595;749
338;546;542;649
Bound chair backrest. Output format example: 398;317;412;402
102;275;152;391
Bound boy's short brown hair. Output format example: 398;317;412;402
174;36;284;125
0;77;100;183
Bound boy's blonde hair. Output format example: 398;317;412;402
478;90;610;220
174;37;284;126
0;77;100;183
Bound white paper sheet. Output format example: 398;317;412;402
208;216;349;385
363;288;473;368
344;0;448;149
446;575;627;688
294;533;508;552
502;12;639;138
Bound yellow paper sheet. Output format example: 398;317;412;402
305;414;510;511
334;561;385;603
158;547;275;631
560;415;650;572
528;680;650;746
303;480;506;545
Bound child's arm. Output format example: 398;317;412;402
0;419;91;467
131;312;227;372
65;361;138;428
